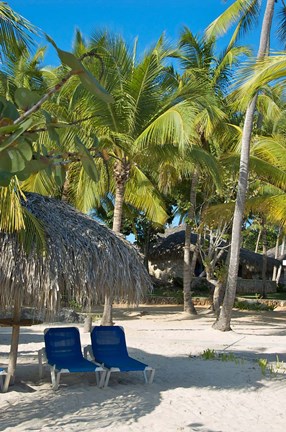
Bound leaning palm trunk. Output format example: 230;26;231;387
213;0;276;331
183;171;198;315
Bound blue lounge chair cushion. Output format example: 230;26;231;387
45;327;96;372
91;326;148;371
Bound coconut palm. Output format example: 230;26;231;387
174;26;250;315
206;0;277;331
41;31;216;324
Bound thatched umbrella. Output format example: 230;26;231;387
0;193;151;391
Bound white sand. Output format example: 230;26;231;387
1;305;286;432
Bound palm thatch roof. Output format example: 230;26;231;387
0;193;151;312
149;225;280;274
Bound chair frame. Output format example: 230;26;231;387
0;367;7;392
38;327;106;390
84;326;155;387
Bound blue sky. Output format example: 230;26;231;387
8;0;268;66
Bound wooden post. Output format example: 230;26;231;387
3;292;22;392
84;315;92;332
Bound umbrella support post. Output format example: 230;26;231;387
3;295;21;393
3;324;20;392
101;294;114;326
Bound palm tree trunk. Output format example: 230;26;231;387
276;235;285;284
261;218;268;298
183;171;198;315
213;0;275;331
101;178;125;326
272;226;281;281
112;182;125;233
101;160;129;326
255;228;262;253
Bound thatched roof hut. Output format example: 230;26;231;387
0;193;152;312
149;225;280;280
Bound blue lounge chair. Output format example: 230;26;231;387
85;326;155;387
0;367;7;392
38;327;106;390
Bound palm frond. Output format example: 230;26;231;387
252;135;286;168
205;0;260;46
135;101;196;151
18;207;46;254
277;5;286;48
0;2;38;57
125;166;168;225
0;180;25;232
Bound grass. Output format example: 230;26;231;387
200;349;286;377
234;300;276;311
243;292;286;300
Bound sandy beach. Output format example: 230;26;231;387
1;305;286;432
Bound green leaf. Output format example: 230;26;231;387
46;34;114;104
0;171;12;186
0;118;33;150
0;140;33;174
0;151;12;172
0;121;19;135
74;136;99;182
42;111;60;146
14;88;41;110
17;158;52;180
17;141;33;161
7;148;27;172
0;96;19;120
54;165;66;187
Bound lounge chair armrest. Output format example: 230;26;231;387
83;344;93;360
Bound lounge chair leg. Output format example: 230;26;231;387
51;368;60;390
96;370;106;388
149;368;155;384
38;352;43;379
2;373;11;393
143;368;155;384
104;370;111;388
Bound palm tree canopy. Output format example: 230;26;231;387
0;2;37;58
0;193;151;312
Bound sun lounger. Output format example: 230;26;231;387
38;326;106;390
84;326;155;387
0;367;7;392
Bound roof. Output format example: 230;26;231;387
0;193;151;311
149;225;280;271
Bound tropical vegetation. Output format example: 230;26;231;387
1;0;286;331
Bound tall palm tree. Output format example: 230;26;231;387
20;31;200;323
207;0;277;331
176;27;249;315
57;31;216;324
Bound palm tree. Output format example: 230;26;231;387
52;31;216;324
207;0;277;331
176;27;249;315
